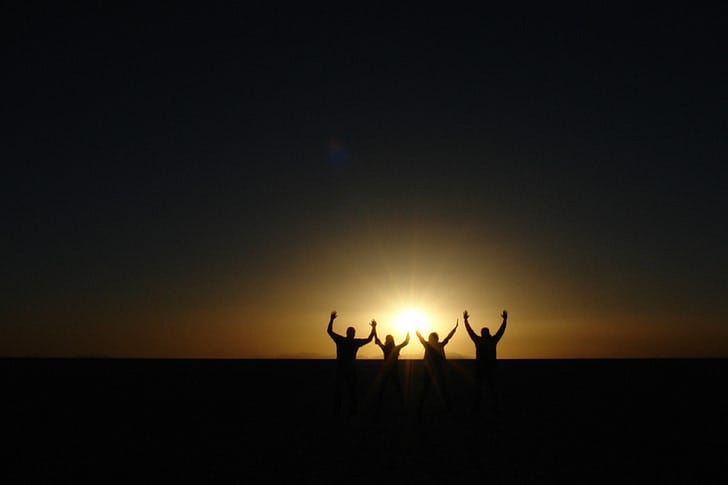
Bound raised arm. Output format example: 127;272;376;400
463;310;478;342
493;310;507;342
327;311;340;340
357;319;376;346
442;319;458;345
374;329;384;349
416;330;427;346
396;332;410;350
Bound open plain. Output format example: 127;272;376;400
4;358;726;483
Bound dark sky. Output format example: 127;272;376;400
3;3;727;358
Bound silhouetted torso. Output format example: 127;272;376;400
422;341;447;370
381;343;404;363
474;336;500;363
376;334;408;370
465;316;506;369
331;335;369;371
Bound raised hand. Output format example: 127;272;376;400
463;310;469;319
370;319;377;328
501;310;508;319
331;310;337;319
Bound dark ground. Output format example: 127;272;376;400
3;358;726;484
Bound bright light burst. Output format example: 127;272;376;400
393;308;429;335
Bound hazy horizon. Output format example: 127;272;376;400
4;4;726;359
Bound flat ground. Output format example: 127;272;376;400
4;359;726;483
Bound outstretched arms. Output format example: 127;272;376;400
397;332;411;350
416;330;427;346
463;310;478;342
442;319;459;345
327;310;339;340
493;310;507;342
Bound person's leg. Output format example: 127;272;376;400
347;372;358;416
374;369;389;418
334;370;343;415
418;373;431;418
436;368;452;412
486;366;499;414
473;366;484;413
392;371;404;409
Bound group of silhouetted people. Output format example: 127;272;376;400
327;309;508;418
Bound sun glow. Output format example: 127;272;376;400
393;308;429;335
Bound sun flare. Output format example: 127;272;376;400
393;308;429;335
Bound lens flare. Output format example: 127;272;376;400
393;308;429;335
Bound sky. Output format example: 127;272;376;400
3;2;727;358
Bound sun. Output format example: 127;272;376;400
393;308;429;335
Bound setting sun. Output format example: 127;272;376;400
393;308;429;335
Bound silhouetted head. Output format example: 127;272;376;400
385;335;394;346
481;327;491;337
346;327;355;339
428;332;439;344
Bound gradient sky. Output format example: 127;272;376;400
4;3;727;358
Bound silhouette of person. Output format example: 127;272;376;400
416;320;458;416
373;324;410;412
327;310;375;416
464;309;507;414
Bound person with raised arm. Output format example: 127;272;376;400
463;309;507;414
327;310;376;416
416;320;458;416
373;324;410;412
